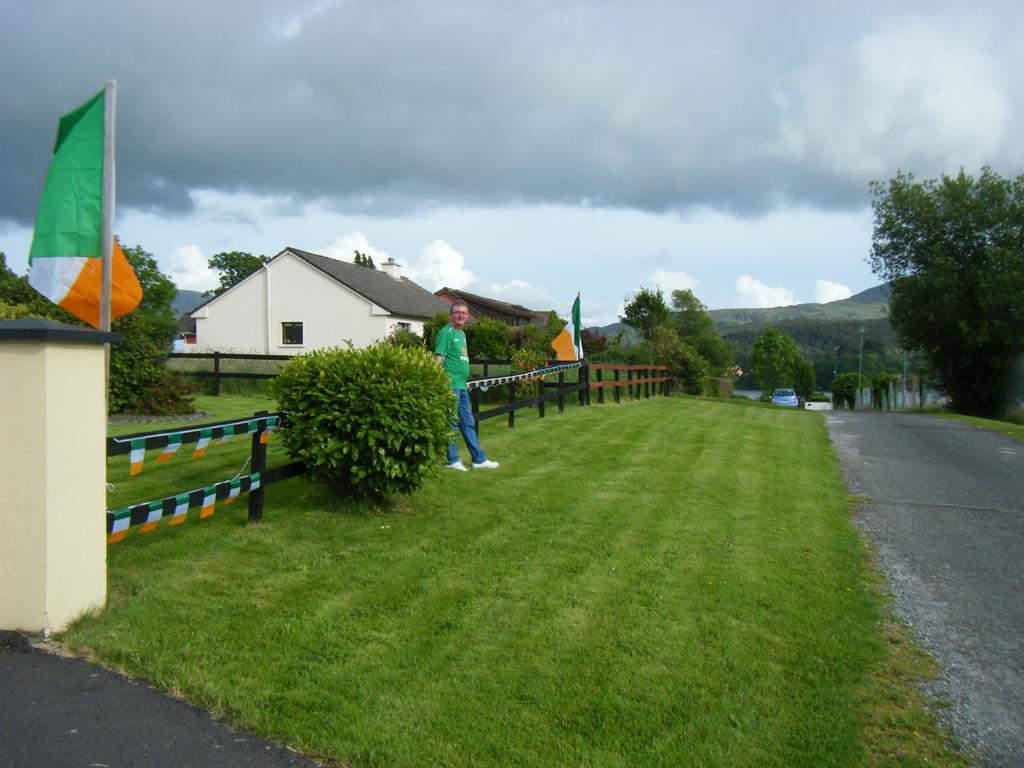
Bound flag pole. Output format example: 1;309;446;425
100;80;116;414
100;80;116;333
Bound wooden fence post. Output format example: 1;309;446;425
614;368;620;403
212;350;221;396
645;368;650;399
508;381;516;429
248;411;269;524
596;367;604;404
583;361;590;406
538;376;545;418
558;371;565;413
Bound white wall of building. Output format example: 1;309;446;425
192;252;428;354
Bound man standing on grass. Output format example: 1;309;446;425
434;301;499;472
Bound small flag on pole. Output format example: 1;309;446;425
28;87;141;327
551;293;584;361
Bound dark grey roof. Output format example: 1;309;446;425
283;248;448;319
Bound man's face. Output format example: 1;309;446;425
449;306;469;329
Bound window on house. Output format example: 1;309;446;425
281;322;303;345
396;322;411;332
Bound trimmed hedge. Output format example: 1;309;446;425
271;344;454;499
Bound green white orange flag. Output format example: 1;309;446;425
28;87;142;328
550;293;584;361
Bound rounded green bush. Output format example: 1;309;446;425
271;344;455;499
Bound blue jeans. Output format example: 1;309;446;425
448;388;485;465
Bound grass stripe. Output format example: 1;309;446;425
64;394;968;767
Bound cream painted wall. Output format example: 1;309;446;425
0;340;106;634
192;253;428;354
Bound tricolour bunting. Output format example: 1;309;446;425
28;88;141;327
550;293;584;361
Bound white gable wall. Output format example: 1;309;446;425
193;252;429;353
192;269;268;352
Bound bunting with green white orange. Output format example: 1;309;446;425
550;293;584;361
28;87;142;328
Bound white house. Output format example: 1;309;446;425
190;247;448;353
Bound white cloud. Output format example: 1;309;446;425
322;231;391;265
404;239;476;290
485;278;556;311
814;279;853;303
648;269;699;295
735;275;796;308
165;245;218;292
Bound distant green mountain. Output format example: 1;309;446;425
172;289;207;317
709;285;889;329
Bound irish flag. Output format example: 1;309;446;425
28;87;141;328
550;293;584;361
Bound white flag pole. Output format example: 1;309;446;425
100;80;116;414
100;79;116;333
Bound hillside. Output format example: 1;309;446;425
709;285;889;329
172;289;207;317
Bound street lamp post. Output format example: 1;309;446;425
833;345;840;377
857;326;865;409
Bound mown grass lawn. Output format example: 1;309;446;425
67;395;966;767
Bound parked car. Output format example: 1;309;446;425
770;387;800;407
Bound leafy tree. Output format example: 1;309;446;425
869;167;1024;417
749;329;803;393
108;243;192;414
465;316;510;359
651;325;709;395
353;250;377;269
208;251;269;296
792;357;816;401
670;289;737;375
622;287;671;342
829;372;866;409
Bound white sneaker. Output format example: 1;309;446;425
472;460;500;470
446;460;468;472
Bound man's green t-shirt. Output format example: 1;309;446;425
434;323;469;390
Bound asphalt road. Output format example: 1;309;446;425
0;631;323;768
825;411;1024;767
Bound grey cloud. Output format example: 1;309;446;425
3;0;1023;228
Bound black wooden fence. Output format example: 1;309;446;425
469;361;670;431
105;411;303;542
168;352;290;395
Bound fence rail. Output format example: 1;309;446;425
470;362;671;430
105;410;302;542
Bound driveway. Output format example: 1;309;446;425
825;411;1024;767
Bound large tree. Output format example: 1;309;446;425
869;168;1024;417
670;288;737;375
621;287;671;342
208;251;270;296
749;328;803;393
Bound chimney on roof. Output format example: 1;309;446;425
381;257;402;279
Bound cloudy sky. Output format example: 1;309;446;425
2;1;1022;324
